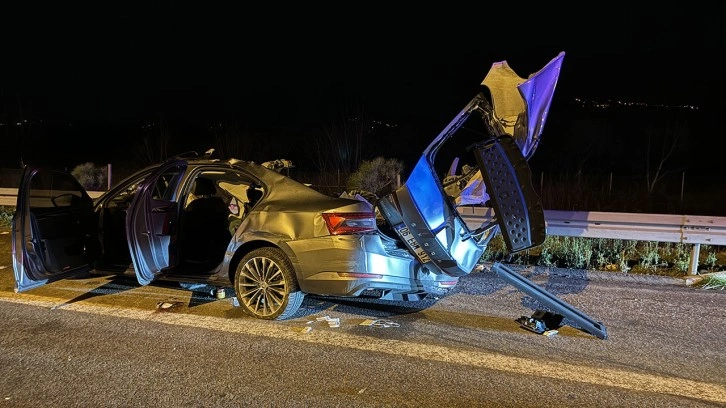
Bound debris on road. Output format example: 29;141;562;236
293;326;312;334
359;319;400;328
316;315;340;328
516;310;563;335
155;301;182;312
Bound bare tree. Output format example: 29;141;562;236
309;101;370;174
132;114;170;165
209;121;271;162
644;121;687;193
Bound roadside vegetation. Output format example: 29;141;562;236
0;206;12;227
699;274;726;290
480;233;725;276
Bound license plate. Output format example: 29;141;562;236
395;225;431;263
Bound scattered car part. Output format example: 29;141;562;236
495;263;608;339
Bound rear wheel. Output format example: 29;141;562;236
234;247;304;320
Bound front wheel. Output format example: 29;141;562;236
234;247;305;320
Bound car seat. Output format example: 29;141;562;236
183;177;231;265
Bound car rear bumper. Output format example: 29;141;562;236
289;235;459;299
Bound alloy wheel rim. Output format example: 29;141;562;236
238;256;288;317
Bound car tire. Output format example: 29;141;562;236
234;247;305;320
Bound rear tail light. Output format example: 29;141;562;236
322;212;377;235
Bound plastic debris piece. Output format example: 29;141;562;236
314;315;341;327
294;326;312;334
516;310;563;335
516;316;547;334
543;330;559;337
157;302;176;309
154;301;183;312
215;288;226;299
231;297;240;307
360;319;399;328
372;320;399;328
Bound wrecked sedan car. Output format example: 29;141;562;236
12;52;564;320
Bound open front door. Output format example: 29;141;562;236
126;161;185;286
12;167;97;292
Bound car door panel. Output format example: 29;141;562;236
126;161;185;286
12;167;97;292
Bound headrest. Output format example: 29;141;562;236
193;178;217;196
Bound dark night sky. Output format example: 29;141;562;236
2;5;725;178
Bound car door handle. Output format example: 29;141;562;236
151;205;175;213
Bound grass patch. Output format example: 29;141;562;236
700;275;726;290
0;206;13;228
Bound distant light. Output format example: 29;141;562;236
575;98;699;111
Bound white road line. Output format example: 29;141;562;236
2;294;725;404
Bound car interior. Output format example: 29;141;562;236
181;176;232;265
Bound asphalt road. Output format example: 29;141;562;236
1;229;725;407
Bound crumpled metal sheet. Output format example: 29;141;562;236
482;52;565;159
453;52;565;205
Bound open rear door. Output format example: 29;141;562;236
126;161;185;286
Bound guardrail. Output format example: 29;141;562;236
3;188;724;274
0;188;104;206
458;207;726;275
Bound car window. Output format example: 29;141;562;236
108;178;144;208
152;168;183;200
106;166;184;209
184;169;257;208
28;170;88;209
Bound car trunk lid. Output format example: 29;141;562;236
377;52;564;277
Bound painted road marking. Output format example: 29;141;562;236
1;294;724;404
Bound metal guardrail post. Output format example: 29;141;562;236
689;243;701;276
